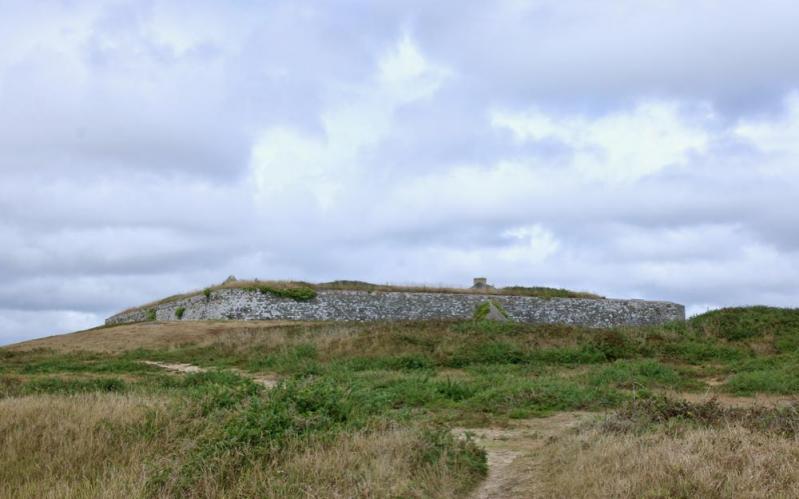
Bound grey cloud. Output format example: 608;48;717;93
3;1;799;344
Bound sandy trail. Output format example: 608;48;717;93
141;360;279;388
456;412;594;499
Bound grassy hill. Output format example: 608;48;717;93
2;307;799;497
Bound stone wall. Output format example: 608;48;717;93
106;288;685;327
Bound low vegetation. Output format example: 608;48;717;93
243;284;318;301
1;305;798;497
473;300;509;321
531;397;799;498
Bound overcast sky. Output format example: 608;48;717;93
2;0;799;344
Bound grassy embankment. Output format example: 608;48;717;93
1;306;798;497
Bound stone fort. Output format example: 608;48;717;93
106;278;685;328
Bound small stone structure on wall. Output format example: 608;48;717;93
106;287;685;328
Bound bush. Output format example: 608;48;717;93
175;307;186;320
590;330;634;361
145;309;157;321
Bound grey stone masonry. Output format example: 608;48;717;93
105;289;685;328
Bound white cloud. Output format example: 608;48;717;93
735;92;799;173
491;101;711;182
250;34;450;210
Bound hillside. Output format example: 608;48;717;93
2;307;799;497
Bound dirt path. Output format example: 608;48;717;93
459;392;798;498
141;360;279;388
456;412;594;499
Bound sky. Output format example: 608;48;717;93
2;0;799;344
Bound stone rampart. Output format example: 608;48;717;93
106;289;685;328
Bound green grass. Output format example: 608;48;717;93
584;359;701;391
690;305;799;341
723;354;799;395
243;285;318;301
4;306;799;496
22;377;127;396
140;370;486;496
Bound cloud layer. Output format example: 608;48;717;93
2;0;799;344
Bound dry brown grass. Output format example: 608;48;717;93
0;392;481;499
0;393;170;498
535;425;799;498
6;320;308;353
219;426;480;498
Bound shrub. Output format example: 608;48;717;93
590;330;634;361
145;309;157;321
203;288;212;300
175;307;186;320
